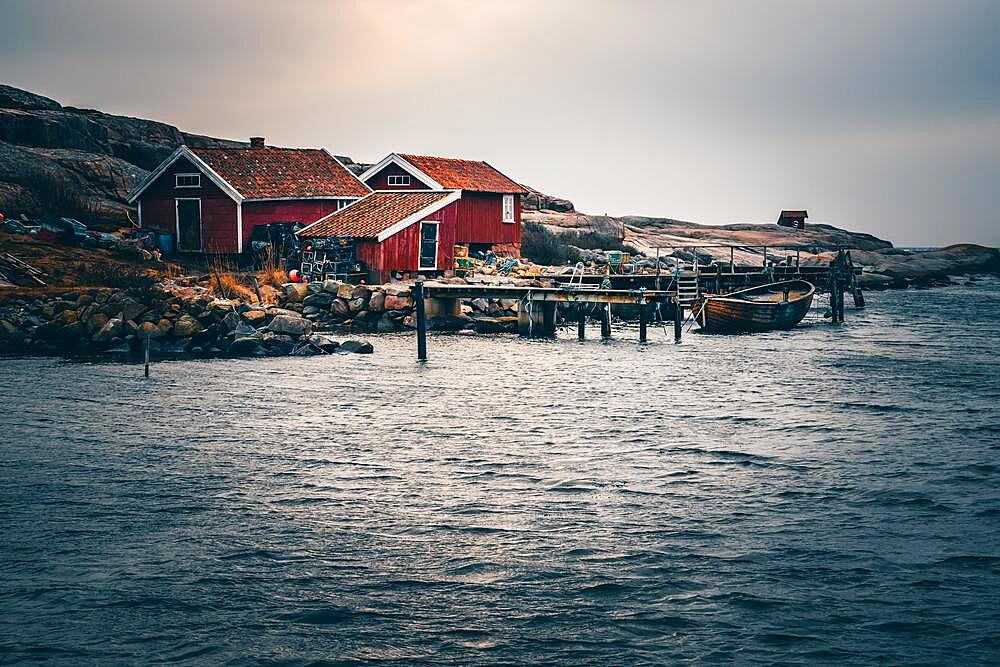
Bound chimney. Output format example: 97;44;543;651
249;136;265;148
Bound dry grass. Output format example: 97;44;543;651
254;246;287;288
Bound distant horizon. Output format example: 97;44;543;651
2;0;998;247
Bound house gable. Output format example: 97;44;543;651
359;153;443;191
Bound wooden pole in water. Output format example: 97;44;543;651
601;303;612;340
414;282;427;361
674;299;683;342
639;303;648;343
143;335;150;377
578;309;586;340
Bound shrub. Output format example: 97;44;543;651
521;222;579;265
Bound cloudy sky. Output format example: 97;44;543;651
2;0;998;245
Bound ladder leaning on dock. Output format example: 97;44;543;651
675;266;700;306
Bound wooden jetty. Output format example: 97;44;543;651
414;283;680;360
408;246;865;360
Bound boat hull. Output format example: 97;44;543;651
692;281;814;333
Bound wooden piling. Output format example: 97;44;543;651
674;300;683;342
853;287;866;309
601;304;612;340
578;310;586;340
143;335;150;377
639;303;648;343
542;302;556;338
414;282;427;361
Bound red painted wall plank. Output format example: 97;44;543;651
454;192;520;245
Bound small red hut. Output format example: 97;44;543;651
297;191;461;283
359;153;527;256
128;138;370;253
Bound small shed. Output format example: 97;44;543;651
297;190;461;283
777;210;808;230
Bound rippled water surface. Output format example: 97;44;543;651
2;281;999;665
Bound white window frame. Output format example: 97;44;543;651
175;198;203;252
175;173;201;189
387;174;411;187
502;194;515;223
417;221;440;270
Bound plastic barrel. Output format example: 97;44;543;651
157;232;176;256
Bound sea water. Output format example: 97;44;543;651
2;279;998;664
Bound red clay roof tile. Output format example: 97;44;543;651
298;191;453;239
191;147;369;199
398;154;526;194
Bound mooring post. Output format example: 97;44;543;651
601;303;612;340
578;309;586;340
143;335;150;377
838;287;846;323
674;299;683;342
414;281;427;361
853;287;866;309
639;302;648;343
542;302;556;338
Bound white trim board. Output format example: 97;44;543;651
357;153;443;190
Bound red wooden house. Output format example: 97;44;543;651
127;137;370;253
358;153;527;256
297;190;461;283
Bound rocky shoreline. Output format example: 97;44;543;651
0;275;533;359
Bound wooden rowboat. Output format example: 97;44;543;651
691;280;815;333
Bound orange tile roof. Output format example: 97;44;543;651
191;147;369;199
298;191;453;239
399;154;527;194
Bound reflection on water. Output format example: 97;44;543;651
1;281;999;664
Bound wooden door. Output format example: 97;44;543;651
419;222;438;269
176;199;202;252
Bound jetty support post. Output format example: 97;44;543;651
639;301;648;343
542;302;557;338
414;282;427;361
853;287;866;309
601;303;612;340
578;309;586;340
143;335;150;377
674;298;683;342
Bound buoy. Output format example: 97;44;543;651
289;269;301;282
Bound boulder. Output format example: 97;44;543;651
137;321;163;339
87;312;110;336
321;279;342;294
368;291;386;312
92;316;124;343
336;283;356;299
242;309;268;324
303;292;335;308
330;299;351;317
383;285;411;297
268;314;312;337
384;294;414;310
349;297;368;313
339;339;374;354
470;298;489;312
221;311;242;332
308;334;340;353
284;282;309;303
228;336;263;357
171;314;203;338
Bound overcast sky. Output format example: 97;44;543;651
2;0;998;245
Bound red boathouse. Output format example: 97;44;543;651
358;153;527;256
128;138;370;253
297;191;461;284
